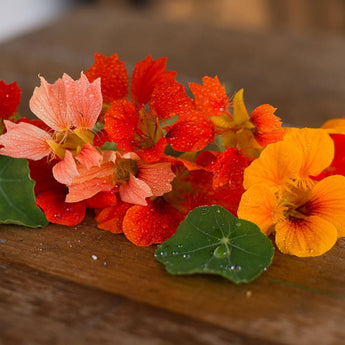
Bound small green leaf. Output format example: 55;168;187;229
0;156;48;227
155;205;274;284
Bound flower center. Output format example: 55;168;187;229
114;158;139;183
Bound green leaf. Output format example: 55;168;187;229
0;156;48;227
155;205;274;284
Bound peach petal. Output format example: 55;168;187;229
63;72;102;129
138;162;174;196
29;76;70;131
0;120;52;160
75;143;102;169
52;150;79;185
119;174;152;206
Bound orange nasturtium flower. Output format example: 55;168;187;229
238;128;345;257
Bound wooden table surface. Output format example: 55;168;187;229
1;4;345;345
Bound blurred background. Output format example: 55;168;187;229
1;0;345;127
2;0;345;43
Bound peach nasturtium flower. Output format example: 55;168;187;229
238;128;345;257
0;73;103;185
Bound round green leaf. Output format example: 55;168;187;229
0;156;48;227
155;205;274;284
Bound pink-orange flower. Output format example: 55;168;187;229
0;73;103;185
66;151;175;206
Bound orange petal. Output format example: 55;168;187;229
95;202;132;234
275;216;338;257
29;76;70;131
119;174;152;205
130;55;177;105
238;184;279;235
150;80;194;120
321;118;345;134
284;128;334;178
166;113;215;152
138;162;174;196
189;76;229;116
0;120;52;160
305;175;345;237
62;72;102;129
123;199;184;246
52;150;79;186
66;162;115;202
75;143;102;169
243;141;302;189
85;53;128;104
104;99;138;151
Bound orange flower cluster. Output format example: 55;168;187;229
0;53;344;256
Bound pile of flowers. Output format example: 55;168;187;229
0;53;344;258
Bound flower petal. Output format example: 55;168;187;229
150;80;194;120
63;72;102;129
36;189;86;226
243;141;302;189
85;53;128;104
138;162;174;196
189;76;229;116
29;76;70;131
284;128;334;178
119;174;152;206
131;55;177;105
52;150;79;185
0;120;52;160
305;175;345;237
238;184;279;235
275;216;338;257
0;80;21;120
95;202;132;234
75;143;102;169
123;199;185;246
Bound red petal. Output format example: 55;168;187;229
189;76;229;116
131;55;177;105
95;202;132;234
210;147;249;190
123;198;185;246
0;80;21;119
86;190;118;209
325;134;345;176
104;99;138;151
36;190;86;226
166;112;215;152
85;53;128;104
136;137;167;163
150;80;194;120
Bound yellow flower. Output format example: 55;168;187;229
238;128;345;257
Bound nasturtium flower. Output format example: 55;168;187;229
66;151;175;206
0;80;21;121
238;128;345;257
0;73;103;185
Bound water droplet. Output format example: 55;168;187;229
177;244;183;248
182;253;191;259
213;244;231;259
216;209;221;213
235;222;242;227
172;251;179;256
91;255;98;260
230;264;242;272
